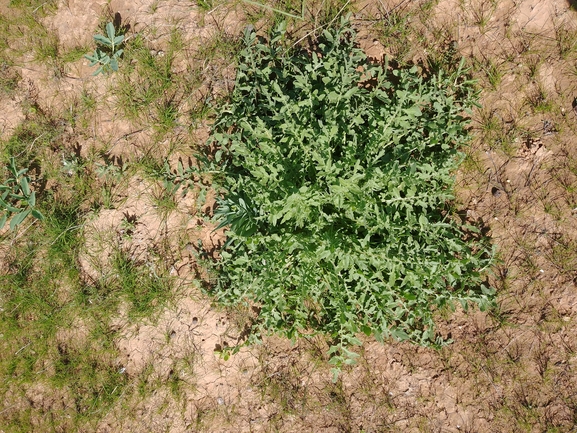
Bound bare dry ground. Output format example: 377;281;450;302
1;0;577;432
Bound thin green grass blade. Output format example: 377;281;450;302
241;0;305;20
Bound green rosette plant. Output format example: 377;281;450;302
209;18;495;377
85;22;124;76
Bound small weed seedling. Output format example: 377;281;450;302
95;159;128;209
85;22;124;75
0;157;44;230
158;159;199;197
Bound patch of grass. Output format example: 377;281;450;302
1;205;172;428
308;0;351;26
196;0;215;11
526;83;554;114
34;28;60;63
0;194;117;430
525;54;541;79
546;235;577;279
468;0;497;31
149;180;180;216
485;59;504;89
194;28;241;66
141;156;216;223
61;45;91;64
51;339;128;421
0;108;174;430
5;11;61;66
474;107;518;155
9;0;57;9
154;99;180;133
109;249;174;318
369;0;440;66
1;112;64;163
93;157;129;210
0;60;21;95
554;21;577;59
115;31;184;134
67;89;99;130
258;359;310;413
188;93;214;126
80;89;97;112
549;151;577;207
0;0;59;89
471;51;505;90
372;4;413;62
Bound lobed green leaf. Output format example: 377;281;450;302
208;18;495;371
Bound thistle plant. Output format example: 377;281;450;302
85;22;124;76
209;19;495;378
0;157;44;230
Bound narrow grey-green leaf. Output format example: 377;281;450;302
28;190;36;207
106;22;115;42
10;209;30;230
93;34;111;47
20;176;30;196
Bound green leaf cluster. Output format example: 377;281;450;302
209;19;495;370
84;22;124;76
0;157;44;230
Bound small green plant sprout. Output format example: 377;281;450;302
157;160;202;197
85;22;124;76
0;157;44;231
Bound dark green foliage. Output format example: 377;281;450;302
209;19;495;371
